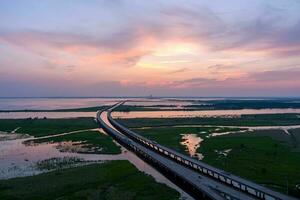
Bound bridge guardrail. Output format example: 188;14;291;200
96;110;221;200
107;110;297;200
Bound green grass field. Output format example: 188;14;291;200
289;128;300;150
117;113;300;127
199;133;300;196
27;130;121;154
0;118;98;137
0;161;179;200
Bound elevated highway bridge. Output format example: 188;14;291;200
96;102;297;200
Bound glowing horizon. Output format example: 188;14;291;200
0;0;300;97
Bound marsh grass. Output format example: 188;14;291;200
0;118;98;136
0;161;179;200
118;113;300;128
36;157;86;170
28;130;121;154
132;124;300;197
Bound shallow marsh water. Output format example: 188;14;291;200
180;134;204;160
0;131;192;200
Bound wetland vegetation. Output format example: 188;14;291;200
117;113;300;127
0;161;180;200
36;157;86;170
26;130;121;154
0;117;181;199
199;131;300;196
124;119;300;197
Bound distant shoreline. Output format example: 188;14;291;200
0;96;300;99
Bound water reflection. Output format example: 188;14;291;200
0;98;124;110
215;149;232;157
113;108;300;118
180;134;204;160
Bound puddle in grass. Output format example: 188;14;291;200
180;134;204;160
215;149;232;157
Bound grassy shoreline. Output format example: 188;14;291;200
0;117;98;136
26;130;121;154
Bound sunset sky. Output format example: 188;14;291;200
1;0;300;97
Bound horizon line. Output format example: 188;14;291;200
1;96;300;99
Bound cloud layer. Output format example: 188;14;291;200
0;0;300;96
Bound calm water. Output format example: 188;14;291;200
2;98;300;119
0;97;195;110
112;109;300;118
1;109;300;119
125;99;195;108
180;134;204;160
0;112;96;119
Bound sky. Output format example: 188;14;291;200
0;0;300;97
